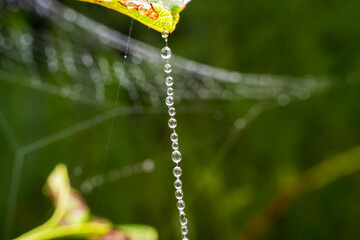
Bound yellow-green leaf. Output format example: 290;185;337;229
78;0;190;33
118;224;158;240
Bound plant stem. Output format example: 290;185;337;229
14;222;111;240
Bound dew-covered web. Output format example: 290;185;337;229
0;0;331;239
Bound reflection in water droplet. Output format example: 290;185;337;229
170;132;178;142
175;189;184;199
168;107;176;116
174;179;182;189
138;5;147;15
168;118;177;129
165;96;174;106
173;166;182;177
167;87;174;95
164;63;172;73
177;200;185;211
161;46;172;59
181;225;188;235
166;76;174;86
162;30;169;39
179;211;188;225
172;150;182;163
126;1;136;9
172;141;179;150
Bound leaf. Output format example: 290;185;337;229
15;165;110;240
15;164;158;240
117;225;158;240
15;164;72;240
98;229;131;240
44;165;90;226
77;0;191;33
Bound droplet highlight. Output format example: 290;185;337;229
172;150;182;163
162;30;169;39
181;225;189;235
166;96;174;106
173;166;182;177
175;189;184;199
164;63;172;73
168;107;176;116
172;141;179;150
168;118;177;129
170;132;178;142
177;200;185;211
161;46;172;60
166;76;174;86
179;211;188;225
167;87;174;95
174;179;182;189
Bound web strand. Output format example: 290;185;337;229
93;18;135;213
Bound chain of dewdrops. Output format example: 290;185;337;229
161;30;189;240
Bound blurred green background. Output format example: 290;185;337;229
1;0;360;239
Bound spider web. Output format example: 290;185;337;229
0;0;331;239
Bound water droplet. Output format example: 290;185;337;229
164;63;172;73
182;237;189;240
142;159;155;172
179;211;188;225
174;179;182;189
161;46;172;59
138;5;147;15
81;181;93;193
73;166;82;176
165;96;174;106
82;53;93;67
277;94;290;106
170;132;178;141
166;76;174;86
172;150;182;163
168;107;176;116
172;141;179;150
177;199;185;211
175;189;184;199
167;87;174;96
181;225;188;235
21;34;33;46
162;30;169;39
168;118;177;129
234;118;246;130
64;9;77;22
173;166;182;177
126;1;136;9
297;88;310;99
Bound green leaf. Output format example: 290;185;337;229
118;224;158;240
14;164;158;240
78;0;191;33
